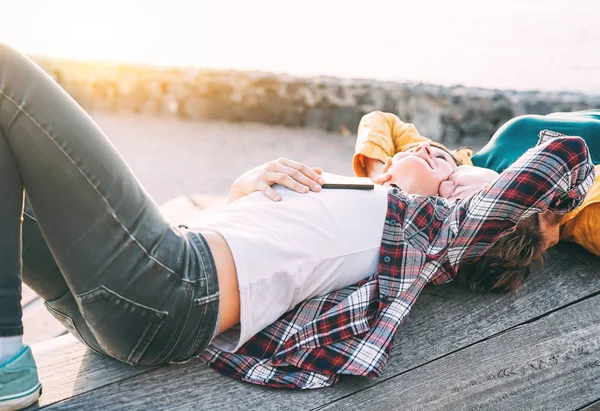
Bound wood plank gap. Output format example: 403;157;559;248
489;287;600;337
22;296;41;310
311;288;600;411
56;329;68;338
576;398;600;411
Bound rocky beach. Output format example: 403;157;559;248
33;56;600;148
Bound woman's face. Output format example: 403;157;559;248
386;142;457;195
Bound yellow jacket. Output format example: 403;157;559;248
352;111;473;177
560;165;600;255
353;111;600;256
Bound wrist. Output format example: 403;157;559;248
364;157;384;179
227;182;245;204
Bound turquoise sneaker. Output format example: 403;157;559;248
0;346;41;411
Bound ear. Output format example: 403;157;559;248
453;147;474;165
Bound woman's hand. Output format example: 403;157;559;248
364;156;387;183
438;166;499;201
228;158;324;204
372;157;393;185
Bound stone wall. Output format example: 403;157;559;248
33;55;600;145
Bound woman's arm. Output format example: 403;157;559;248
227;158;323;204
353;111;429;179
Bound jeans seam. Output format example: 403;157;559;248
76;286;168;365
187;232;217;290
43;301;105;357
151;281;194;364
0;89;192;283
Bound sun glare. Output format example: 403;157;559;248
1;0;598;92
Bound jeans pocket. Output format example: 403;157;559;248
76;286;168;365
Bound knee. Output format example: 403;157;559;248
492;115;544;140
501;115;541;130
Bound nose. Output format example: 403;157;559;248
414;142;433;158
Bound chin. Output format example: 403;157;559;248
391;158;439;196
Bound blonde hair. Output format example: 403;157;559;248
455;214;546;293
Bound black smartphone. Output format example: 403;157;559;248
320;173;374;190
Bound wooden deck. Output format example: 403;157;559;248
23;194;600;410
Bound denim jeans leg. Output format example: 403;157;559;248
0;43;219;364
20;199;107;355
22;198;70;301
0;125;24;337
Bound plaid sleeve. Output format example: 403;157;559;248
446;130;595;271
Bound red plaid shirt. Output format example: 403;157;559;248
199;131;595;389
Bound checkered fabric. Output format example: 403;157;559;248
199;131;595;389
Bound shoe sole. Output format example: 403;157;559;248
0;384;42;411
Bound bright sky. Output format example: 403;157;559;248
2;0;599;92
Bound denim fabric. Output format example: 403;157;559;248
0;43;219;365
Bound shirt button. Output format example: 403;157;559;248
389;219;396;226
383;256;391;264
392;188;399;194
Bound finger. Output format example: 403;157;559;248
373;173;392;185
312;167;323;175
257;181;282;201
279;159;324;185
261;170;310;193
438;180;456;199
264;170;310;194
273;164;321;191
277;173;311;193
381;157;393;173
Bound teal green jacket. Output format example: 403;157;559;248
473;110;600;172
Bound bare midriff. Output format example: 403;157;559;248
200;231;240;333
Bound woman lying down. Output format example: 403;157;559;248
0;40;594;407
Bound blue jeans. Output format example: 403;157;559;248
0;44;219;366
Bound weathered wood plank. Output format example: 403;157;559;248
319;293;600;411
36;344;315;411
23;298;67;345
29;335;158;409
22;285;38;307
581;399;600;410
32;243;600;410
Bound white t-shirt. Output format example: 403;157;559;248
189;183;389;352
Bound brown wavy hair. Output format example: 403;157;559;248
455;213;546;293
402;142;466;167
